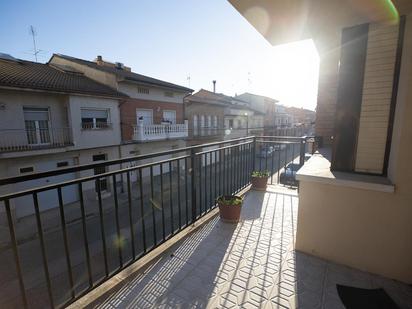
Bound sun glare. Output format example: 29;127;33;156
250;39;319;111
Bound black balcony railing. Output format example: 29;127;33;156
0;128;73;153
0;136;314;308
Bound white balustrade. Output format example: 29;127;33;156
133;120;188;141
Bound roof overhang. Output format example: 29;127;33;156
119;77;193;94
228;0;412;49
0;85;127;100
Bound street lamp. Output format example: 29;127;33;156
244;112;248;136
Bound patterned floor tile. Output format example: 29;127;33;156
96;190;412;309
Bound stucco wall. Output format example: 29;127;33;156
118;82;186;104
296;180;412;283
0;89;69;148
68;95;121;149
0;89;69;130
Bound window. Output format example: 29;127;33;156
163;110;176;124
81;109;110;129
228;119;234;129
20;166;34;174
56;161;69;168
23;107;50;145
207;116;212;128
136;109;153;125
193;115;198;136
138;87;149;94
164;91;174;98
93;154;108;192
213;116;218;128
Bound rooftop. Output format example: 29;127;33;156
0;56;127;98
51;54;193;93
186;89;265;114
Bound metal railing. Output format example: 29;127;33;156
81;122;112;130
0;128;73;153
0;135;313;308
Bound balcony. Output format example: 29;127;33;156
133;120;188;142
93;189;412;308
0;136;410;308
0;127;73;153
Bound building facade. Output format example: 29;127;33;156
49;54;193;177
184;89;226;144
185;89;265;143
0;56;126;218
236;92;277;135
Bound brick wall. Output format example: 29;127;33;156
120;98;184;141
315;44;340;145
355;22;399;173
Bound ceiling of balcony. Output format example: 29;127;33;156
228;0;412;47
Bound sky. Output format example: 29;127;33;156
0;0;319;110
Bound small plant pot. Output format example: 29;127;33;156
251;176;269;190
217;195;243;223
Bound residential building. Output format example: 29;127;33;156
185;89;265;142
184;89;226;143
224;96;265;139
274;104;293;127
285;106;316;127
49;54;193;172
236;92;277;135
230;0;412;285
0;54;126;217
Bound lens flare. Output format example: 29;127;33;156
114;235;126;249
349;0;399;24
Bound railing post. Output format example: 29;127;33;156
299;138;306;166
252;136;256;173
134;122;145;141
190;148;197;223
184;120;189;137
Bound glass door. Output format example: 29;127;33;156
23;108;50;145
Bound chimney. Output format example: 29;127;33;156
213;80;216;93
115;62;124;70
96;55;103;65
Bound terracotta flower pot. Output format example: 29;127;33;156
217;195;243;223
251;176;269;190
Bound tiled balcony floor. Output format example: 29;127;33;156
97;188;412;308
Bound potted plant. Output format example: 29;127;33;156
217;195;243;223
251;170;270;190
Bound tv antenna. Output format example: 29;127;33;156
29;25;41;62
187;75;191;88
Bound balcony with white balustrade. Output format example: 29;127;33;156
133;120;189;142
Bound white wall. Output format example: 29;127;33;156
68;95;121;149
0;90;70;149
237;93;277;114
118;82;186;103
0;89;69;131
